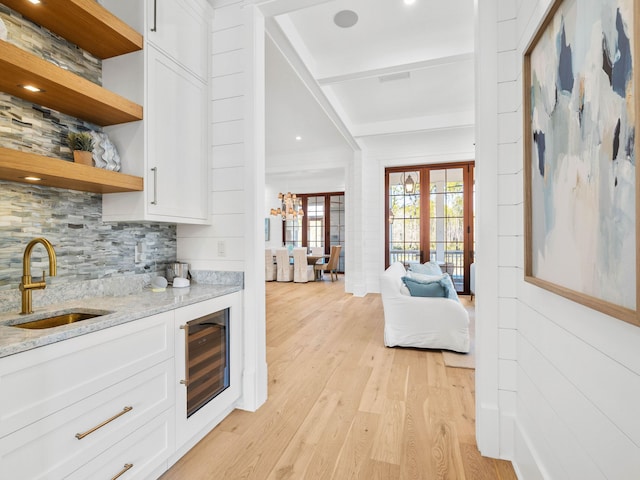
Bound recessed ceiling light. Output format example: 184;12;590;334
22;85;43;92
404;0;416;5
295;136;302;141
334;10;358;28
23;176;42;181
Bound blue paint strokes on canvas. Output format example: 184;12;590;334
613;118;621;161
557;21;574;93
533;130;546;176
626;129;635;163
602;9;632;97
612;9;632;97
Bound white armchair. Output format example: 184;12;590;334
380;262;470;352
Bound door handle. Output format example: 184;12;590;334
151;0;157;32
151;167;158;205
179;324;189;386
111;463;133;480
75;406;133;440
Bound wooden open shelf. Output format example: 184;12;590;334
0;41;142;126
0;147;143;193
1;0;143;59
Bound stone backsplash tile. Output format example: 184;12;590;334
0;93;101;160
0;181;177;292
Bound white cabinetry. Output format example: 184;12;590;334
0;312;175;480
0;292;243;478
146;0;209;81
101;0;211;224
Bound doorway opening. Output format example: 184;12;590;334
385;162;475;293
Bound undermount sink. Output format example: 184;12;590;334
10;310;110;330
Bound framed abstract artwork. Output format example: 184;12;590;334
523;0;639;325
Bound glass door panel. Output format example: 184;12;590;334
429;167;465;291
284;218;302;248
307;196;325;249
329;195;345;271
388;170;422;265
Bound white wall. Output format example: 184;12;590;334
178;0;268;412
477;1;640;477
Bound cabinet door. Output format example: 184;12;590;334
146;0;209;81
0;361;173;480
146;45;209;223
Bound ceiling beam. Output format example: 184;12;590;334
317;53;474;85
250;0;333;18
265;17;360;152
351;110;474;138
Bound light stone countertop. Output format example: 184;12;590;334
0;284;242;359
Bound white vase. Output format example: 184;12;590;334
0;18;8;41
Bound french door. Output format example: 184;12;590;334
283;192;345;272
385;162;475;293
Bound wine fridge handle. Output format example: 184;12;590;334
179;324;189;386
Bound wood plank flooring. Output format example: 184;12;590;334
161;278;516;480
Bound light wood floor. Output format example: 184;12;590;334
161;277;516;480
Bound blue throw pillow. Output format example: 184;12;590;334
408;261;443;276
403;271;459;301
401;276;447;297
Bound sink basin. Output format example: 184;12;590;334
11;311;109;330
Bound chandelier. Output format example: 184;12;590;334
270;192;304;220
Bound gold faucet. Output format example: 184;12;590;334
19;237;57;314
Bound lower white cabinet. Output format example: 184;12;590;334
0;293;242;479
0;312;175;480
0;361;173;480
66;409;174;480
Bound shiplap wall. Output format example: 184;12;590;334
177;1;246;272
487;1;640;477
178;0;268;411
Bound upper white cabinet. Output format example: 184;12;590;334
146;0;209;82
101;0;211;224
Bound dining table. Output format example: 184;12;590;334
271;252;330;280
305;253;330;266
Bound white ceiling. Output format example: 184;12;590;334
265;0;476;167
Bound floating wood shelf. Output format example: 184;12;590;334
0;147;143;193
0;41;142;126
1;0;143;59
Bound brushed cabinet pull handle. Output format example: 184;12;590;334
75;406;133;440
180;324;189;386
151;167;158;205
111;463;134;480
151;0;157;32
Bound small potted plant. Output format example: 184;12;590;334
67;131;94;166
